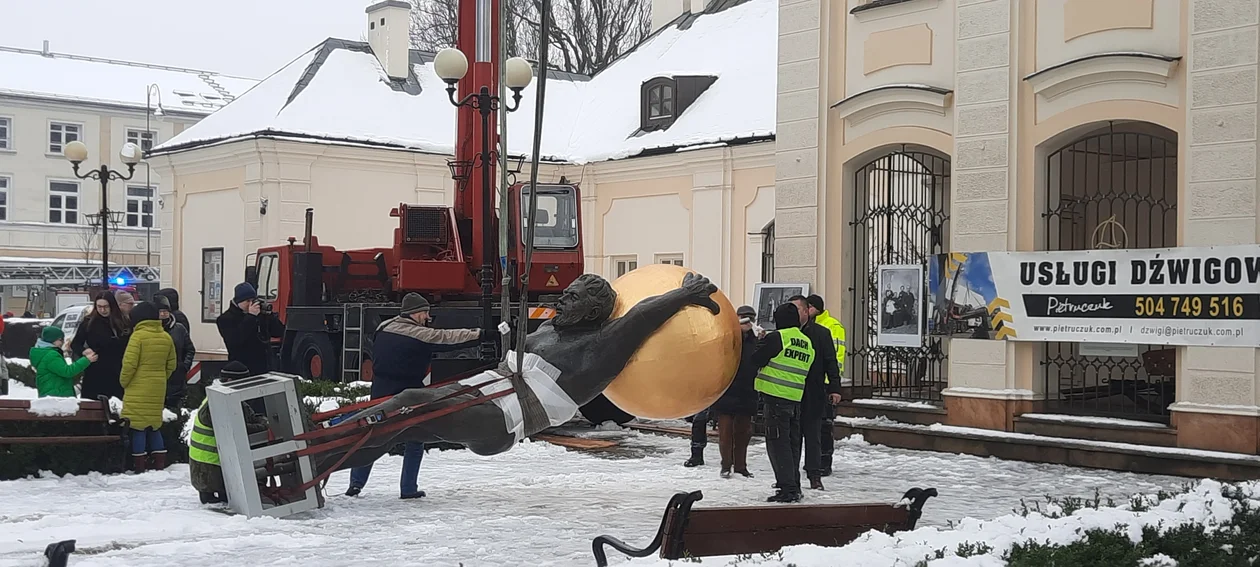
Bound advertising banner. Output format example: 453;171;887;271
927;245;1260;347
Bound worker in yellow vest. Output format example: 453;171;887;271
805;295;845;476
189;361;272;505
748;303;816;503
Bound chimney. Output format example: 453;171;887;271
651;0;688;32
42;40;51;57
366;0;412;80
688;0;708;16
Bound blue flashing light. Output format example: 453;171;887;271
113;277;125;286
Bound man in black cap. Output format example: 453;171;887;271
345;292;489;499
155;295;196;410
788;295;841;491
216;282;284;376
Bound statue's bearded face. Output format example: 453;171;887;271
552;274;616;328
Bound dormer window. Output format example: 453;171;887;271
639;75;717;133
648;83;674;119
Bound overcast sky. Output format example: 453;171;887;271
0;0;375;78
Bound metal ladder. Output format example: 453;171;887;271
341;304;364;383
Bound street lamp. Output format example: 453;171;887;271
65;140;144;289
145;83;164;267
433;48;534;358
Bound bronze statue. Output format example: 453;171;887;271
315;272;721;473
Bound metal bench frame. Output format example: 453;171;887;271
593;487;938;566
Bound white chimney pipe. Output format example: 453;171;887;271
651;0;689;33
366;0;412;80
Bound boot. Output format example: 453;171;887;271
683;448;704;467
720;467;732;479
400;490;426;500
736;469;754;478
767;491;802;503
820;456;833;477
809;476;825;490
345;486;362;497
150;452;167;471
131;455;147;474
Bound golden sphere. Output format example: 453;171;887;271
603;264;742;419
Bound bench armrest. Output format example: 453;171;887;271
592;491;703;567
898;487;939;530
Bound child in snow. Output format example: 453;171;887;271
119;302;177;473
31;326;97;398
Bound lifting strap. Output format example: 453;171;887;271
308;361;497;423
292;388;515;494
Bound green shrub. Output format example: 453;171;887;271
1004;484;1260;567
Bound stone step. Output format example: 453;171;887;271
833;416;1260;481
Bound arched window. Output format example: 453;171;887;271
849;149;951;403
1042;123;1177;423
760;221;774;283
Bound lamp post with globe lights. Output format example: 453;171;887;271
64;140;143;289
433;47;534;359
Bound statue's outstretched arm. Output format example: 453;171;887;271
602;272;720;346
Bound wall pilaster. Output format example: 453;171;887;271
945;0;1019;399
774;0;824;287
1175;0;1260;429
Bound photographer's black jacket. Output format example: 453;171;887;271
216;302;285;376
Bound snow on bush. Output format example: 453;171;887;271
627;480;1260;566
25;396;81;416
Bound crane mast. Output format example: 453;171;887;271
455;0;503;357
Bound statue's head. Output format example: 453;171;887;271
552;274;617;329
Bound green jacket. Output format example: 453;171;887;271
120;320;177;430
31;342;91;398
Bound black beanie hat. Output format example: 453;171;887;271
773;302;801;330
220;361;251;381
130;301;161;323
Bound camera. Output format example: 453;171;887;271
256;299;273;315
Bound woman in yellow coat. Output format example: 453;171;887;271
120;301;178;473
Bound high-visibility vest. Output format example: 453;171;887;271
755;327;814;402
815;310;847;375
188;400;220;466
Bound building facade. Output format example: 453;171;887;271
0;44;256;313
776;0;1260;454
149;0;777;352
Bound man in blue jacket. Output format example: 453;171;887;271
345;293;486;499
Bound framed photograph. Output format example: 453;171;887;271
751;282;810;330
877;264;923;348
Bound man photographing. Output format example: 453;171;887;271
216;282;285;377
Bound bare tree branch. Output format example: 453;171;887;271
408;0;649;75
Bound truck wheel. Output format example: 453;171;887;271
292;332;338;381
579;394;635;426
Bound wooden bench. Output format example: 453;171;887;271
592;487;938;566
0;398;125;445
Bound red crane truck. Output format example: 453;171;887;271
244;180;583;384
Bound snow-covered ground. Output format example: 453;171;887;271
0;428;1190;566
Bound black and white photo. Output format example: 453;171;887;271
877;265;923;348
752;282;809;330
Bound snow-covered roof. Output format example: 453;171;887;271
152;0;775;163
0;46;259;116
